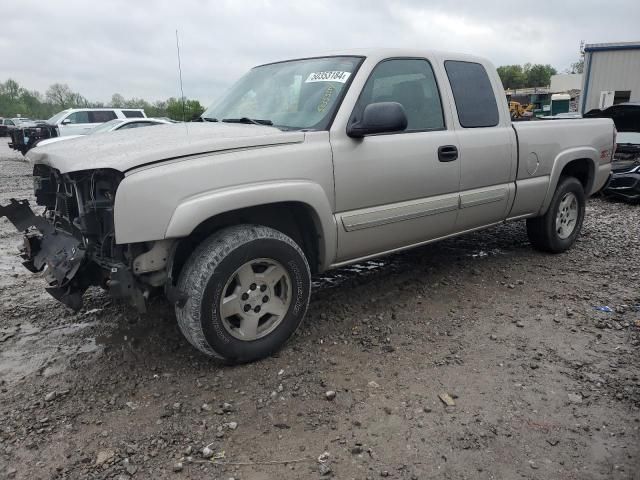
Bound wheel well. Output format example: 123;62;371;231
560;159;593;192
170;202;321;284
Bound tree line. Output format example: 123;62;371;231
2;62;582;119
496;63;559;90
0;79;205;121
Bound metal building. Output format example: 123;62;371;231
580;41;640;113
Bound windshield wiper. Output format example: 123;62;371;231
222;117;273;126
202;117;218;122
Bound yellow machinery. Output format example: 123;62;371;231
509;101;534;119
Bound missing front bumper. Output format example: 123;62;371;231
0;199;148;312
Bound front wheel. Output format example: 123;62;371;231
175;225;311;363
526;176;586;253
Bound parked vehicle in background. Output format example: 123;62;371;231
0;118;16;136
35;118;174;148
48;108;147;136
5;117;42;131
606;131;640;201
8;122;59;155
586;103;640;201
0;49;615;364
8;108;147;155
10;117;34;126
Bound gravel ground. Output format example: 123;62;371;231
0;138;638;480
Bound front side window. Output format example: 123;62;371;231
90;110;118;123
65;111;90;124
445;61;499;128
202;56;363;130
351;59;445;132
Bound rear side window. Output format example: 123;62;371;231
444;61;499;128
122;110;145;118
90;111;118;123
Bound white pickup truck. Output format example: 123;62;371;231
0;49;614;363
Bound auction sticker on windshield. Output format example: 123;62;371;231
305;71;351;83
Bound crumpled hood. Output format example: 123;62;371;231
26;122;305;173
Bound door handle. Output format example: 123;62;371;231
438;145;458;162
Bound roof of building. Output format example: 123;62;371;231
584;41;640;52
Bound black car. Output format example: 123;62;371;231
585;103;640;202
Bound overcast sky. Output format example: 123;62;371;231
2;0;639;106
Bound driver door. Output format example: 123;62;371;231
59;111;92;136
330;58;461;263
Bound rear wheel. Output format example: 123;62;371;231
175;225;311;363
526;176;585;253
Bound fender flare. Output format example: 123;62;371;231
164;180;337;270
538;147;598;215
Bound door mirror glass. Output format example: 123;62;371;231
347;102;408;138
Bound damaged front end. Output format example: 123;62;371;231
603;145;640;201
8;123;59;155
0;166;167;311
586;103;640;202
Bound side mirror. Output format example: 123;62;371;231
347;102;408;138
61;119;71;125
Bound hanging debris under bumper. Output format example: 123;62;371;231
0;199;87;310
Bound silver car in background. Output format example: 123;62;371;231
35;117;175;148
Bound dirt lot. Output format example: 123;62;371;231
0;138;638;480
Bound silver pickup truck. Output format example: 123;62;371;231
1;49;615;363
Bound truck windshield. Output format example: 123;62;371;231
47;111;69;124
201;56;363;131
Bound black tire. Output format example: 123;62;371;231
175;225;311;363
526;176;585;253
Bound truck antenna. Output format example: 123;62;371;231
175;29;186;122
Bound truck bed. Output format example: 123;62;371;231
508;118;615;218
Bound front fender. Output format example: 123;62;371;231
114;132;335;259
538;147;598;215
165;180;337;269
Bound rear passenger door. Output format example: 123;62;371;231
443;60;517;230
